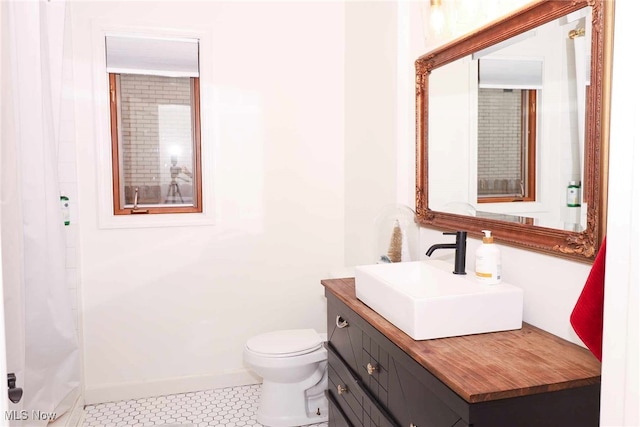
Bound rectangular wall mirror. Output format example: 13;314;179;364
415;0;612;262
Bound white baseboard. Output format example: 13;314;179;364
84;369;261;405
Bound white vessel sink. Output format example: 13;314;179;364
355;260;523;340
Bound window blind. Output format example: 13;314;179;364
106;35;199;77
478;59;543;90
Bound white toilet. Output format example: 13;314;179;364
243;329;328;427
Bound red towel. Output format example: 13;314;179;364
570;237;606;361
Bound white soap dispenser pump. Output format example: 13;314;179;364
475;230;501;284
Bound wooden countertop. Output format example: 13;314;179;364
322;277;601;403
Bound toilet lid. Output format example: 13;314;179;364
246;329;323;356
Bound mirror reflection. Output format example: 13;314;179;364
416;0;610;261
428;8;591;231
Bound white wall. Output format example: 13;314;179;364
344;2;400;267
67;1;636;422
70;1;345;403
428;57;473;211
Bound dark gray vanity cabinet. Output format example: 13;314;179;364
323;278;602;427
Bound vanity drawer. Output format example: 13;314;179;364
327;296;364;373
386;355;465;427
328;351;362;426
360;333;389;405
327;390;353;427
328;294;390;406
328;344;397;427
327;291;468;426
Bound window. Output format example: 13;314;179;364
476;88;537;203
476;58;540;203
106;35;202;215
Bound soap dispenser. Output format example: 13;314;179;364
475;230;501;284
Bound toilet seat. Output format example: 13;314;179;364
246;329;323;357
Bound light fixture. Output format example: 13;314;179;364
430;0;446;36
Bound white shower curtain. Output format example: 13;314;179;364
1;1;80;425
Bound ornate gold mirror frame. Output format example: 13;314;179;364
415;0;612;262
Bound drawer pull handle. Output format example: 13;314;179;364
337;384;348;395
366;362;378;375
336;315;349;329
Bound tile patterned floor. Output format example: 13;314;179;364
82;384;328;427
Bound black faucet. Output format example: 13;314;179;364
425;231;467;275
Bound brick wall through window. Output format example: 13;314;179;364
477;88;522;195
118;74;194;205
